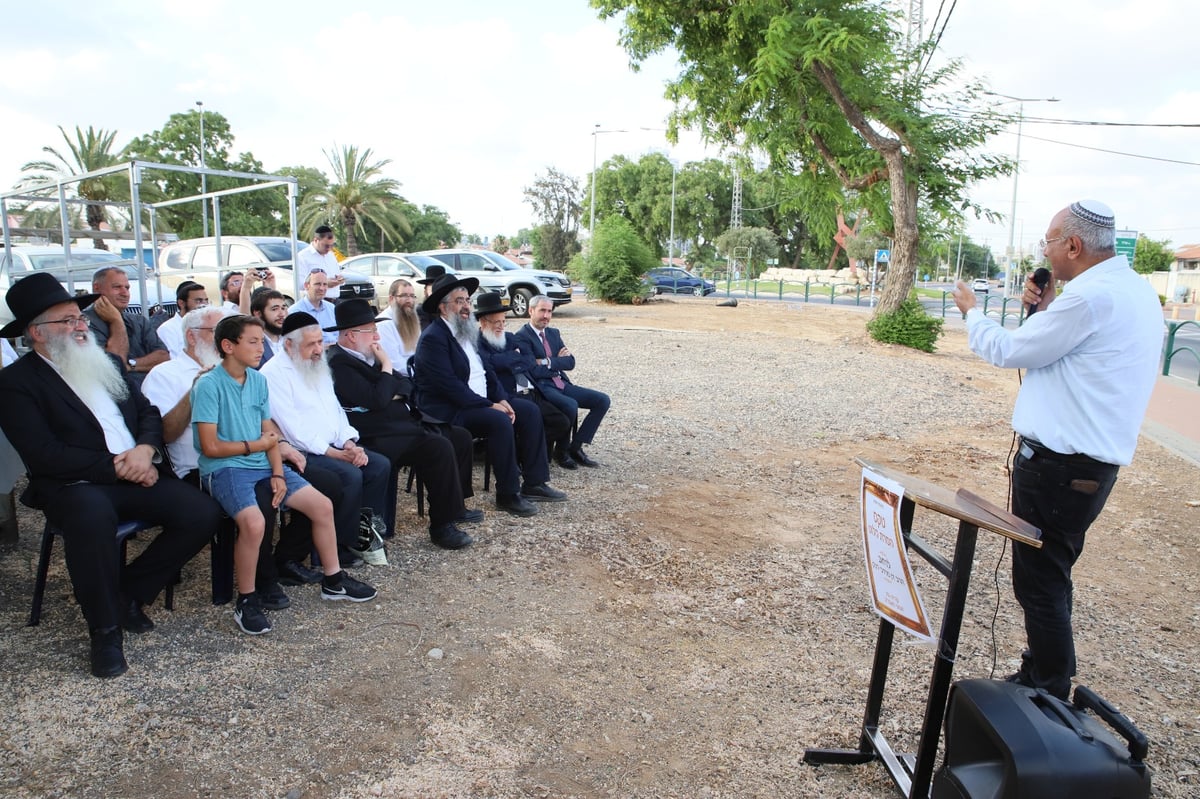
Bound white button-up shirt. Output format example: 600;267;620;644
141;355;202;477
260;348;358;455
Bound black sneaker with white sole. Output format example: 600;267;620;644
320;571;378;603
234;594;272;635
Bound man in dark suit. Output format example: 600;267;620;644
515;295;610;467
0;274;219;679
324;299;479;549
474;293;575;469
413;275;566;517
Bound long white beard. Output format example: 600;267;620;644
480;327;507;351
49;329;129;403
193;342;222;371
291;351;333;390
448;313;478;344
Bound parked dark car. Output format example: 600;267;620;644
646;266;716;296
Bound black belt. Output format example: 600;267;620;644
1019;437;1112;468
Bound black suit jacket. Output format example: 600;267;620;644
515;324;576;392
326;344;424;442
477;331;536;396
0;352;165;509
413;317;509;423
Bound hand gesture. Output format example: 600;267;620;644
92;296;123;325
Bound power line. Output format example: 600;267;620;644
1017;132;1200;167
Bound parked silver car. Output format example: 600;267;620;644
416;249;571;317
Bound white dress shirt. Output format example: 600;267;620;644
966;255;1163;465
296;245;341;284
156;314;185;359
141;355;202;477
260;349;359;455
376;308;417;370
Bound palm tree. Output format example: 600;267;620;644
298;144;410;255
20;126;129;250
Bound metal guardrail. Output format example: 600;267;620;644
1163;320;1200;384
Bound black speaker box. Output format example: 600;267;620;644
932;679;1150;799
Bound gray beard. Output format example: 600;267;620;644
193;342;222;371
448;313;478;344
480;327;507;351
290;351;333;390
48;329;129;403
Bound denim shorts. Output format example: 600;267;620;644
202;466;309;518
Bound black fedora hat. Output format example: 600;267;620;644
0;272;98;338
473;291;508;318
322;298;386;332
417;264;450;285
280;311;321;337
422;274;480;316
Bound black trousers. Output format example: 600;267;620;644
45;477;220;631
522;392;572;451
276;459;346;566
1010;442;1119;700
360;424;468;529
453;397;549;497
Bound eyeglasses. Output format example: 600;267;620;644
392;293;417;300
443;297;471;307
33;315;90;328
348;327;378;336
1038;235;1068;251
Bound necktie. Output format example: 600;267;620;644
541;332;565;389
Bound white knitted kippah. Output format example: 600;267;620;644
1069;200;1115;228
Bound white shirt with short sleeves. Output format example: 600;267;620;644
141;355;202;478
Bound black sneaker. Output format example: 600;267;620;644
276;560;322;586
321;572;377;603
234;594;272;635
256;582;291;611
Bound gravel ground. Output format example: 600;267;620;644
1;297;1197;798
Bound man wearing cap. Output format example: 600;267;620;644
0;273;220;678
377;278;421;366
475;292;575;469
325;299;479;550
516;295;611;468
414;275;565;517
83;265;169;388
951;200;1164;700
155;281;210;359
288;269;338;344
261;311;394;560
296;224;346;289
417;264;449;330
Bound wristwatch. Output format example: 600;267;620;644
127;357;137;368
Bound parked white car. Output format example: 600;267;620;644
416;249;571;317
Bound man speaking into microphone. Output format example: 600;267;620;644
951;200;1163;700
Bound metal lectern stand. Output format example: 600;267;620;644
803;458;1041;798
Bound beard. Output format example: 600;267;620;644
262;318;284;337
479;327;506;351
448;312;478;344
47;328;129;403
290;349;333;389
193;341;222;371
394;304;420;351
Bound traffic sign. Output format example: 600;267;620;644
875;249;890;263
1115;229;1137;264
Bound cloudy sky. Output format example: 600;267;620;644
2;0;1197;261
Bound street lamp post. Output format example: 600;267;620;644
590;125;627;240
196;100;208;238
985;91;1059;295
667;160;677;267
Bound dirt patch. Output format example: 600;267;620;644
2;296;1197;798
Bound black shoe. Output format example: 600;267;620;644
431;523;475;550
121;597;154;634
455;508;485;525
337;548;366;569
234;594;272;635
256;582;291;611
497;494;539;517
89;626;127;679
569;447;601;468
555;451;578;469
521;483;568;502
276;560;322;586
321;571;377;603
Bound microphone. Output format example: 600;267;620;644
1027;267;1051;317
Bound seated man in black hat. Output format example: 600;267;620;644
416;264;450;331
0;273;220;679
413;275;566;517
474;292;575;469
324;299;480;550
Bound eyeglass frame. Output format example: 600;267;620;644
1038;235;1070;252
32;315;91;329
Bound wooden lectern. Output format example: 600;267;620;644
804;458;1041;798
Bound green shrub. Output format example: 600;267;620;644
866;291;945;352
579;216;658;303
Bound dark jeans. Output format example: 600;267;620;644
539;383;610;447
1010;445;1118;700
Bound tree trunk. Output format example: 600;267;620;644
872;149;919;317
87;201;109;250
342;211;358;256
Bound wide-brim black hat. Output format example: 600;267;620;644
473;290;508;318
280;311;320;337
417;264;449;285
322;298;386;332
0;272;98;338
422;275;480;316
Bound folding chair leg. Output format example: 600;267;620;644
210;524;234;605
27;523;56;627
